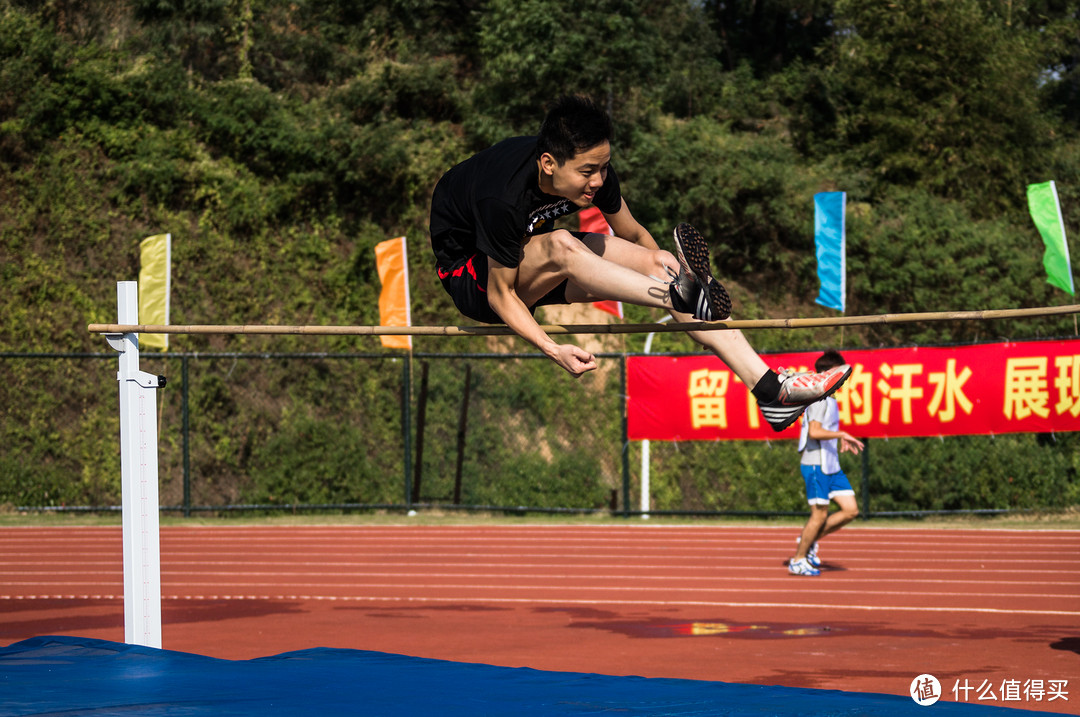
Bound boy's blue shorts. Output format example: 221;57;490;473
800;464;855;506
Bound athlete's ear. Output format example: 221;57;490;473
538;152;559;176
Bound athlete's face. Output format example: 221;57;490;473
540;141;611;207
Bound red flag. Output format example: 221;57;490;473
591;300;624;318
579;207;624;319
578;206;610;234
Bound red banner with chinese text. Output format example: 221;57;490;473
627;340;1080;440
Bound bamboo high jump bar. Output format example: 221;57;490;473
88;304;1080;337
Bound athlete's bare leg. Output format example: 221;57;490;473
513;229;679;312
558;232;770;386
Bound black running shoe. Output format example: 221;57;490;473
672;223;731;321
757;400;808;432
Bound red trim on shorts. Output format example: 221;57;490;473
437;256;484;291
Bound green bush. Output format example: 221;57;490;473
245;413;398;506
1;1;1079;515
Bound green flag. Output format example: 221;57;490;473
1027;181;1074;295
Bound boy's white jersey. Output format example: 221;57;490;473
798;397;841;474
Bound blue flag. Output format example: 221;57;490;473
814;192;846;312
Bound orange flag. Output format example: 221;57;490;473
374;236;412;350
578;207;624;319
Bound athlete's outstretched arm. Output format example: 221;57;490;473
486;258;597;377
604;199;660;251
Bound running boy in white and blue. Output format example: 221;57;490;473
789;350;864;577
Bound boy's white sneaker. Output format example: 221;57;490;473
797;537;821;568
757;365;853;432
788;557;821;576
777;364;852;405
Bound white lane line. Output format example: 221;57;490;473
2;593;1074;617
150;535;1080;546
148;535;1080;545
143;582;1080;602
6;533;1080;546
0;595;119;600
4;526;1078;539
4;561;1075;578
10;551;1076;565
6;561;1076;576
5;572;1080;596
4;580;1075;604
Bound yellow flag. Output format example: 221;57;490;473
374;236;412;350
139;233;171;351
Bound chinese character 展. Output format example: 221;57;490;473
876;363;924;424
927;358;974;422
1004;357;1050;420
688;368;730;429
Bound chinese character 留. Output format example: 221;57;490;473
688;368;730;429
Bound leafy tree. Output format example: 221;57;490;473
822;0;1059;216
703;0;837;75
842;187;1066;344
2;0;1080;513
470;0;663;144
622;115;820;292
980;0;1080;129
647;2;728;119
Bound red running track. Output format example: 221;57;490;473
2;524;1078;714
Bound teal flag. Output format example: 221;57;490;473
814;192;846;312
1027;181;1074;295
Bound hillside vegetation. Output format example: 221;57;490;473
2;0;1080;512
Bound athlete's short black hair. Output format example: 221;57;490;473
815;349;845;373
536;95;613;164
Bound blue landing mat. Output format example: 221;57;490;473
0;636;1056;716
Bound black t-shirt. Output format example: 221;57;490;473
429;136;623;269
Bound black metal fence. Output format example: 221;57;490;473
1;351;1074;518
1;351;629;515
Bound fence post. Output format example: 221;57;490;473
411;361;429;504
402;357;412;507
453;364;471;505
860;437;871;519
621;355;630;517
182;355;191;518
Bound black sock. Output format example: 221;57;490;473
751;369;781;403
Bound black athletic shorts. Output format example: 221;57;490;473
434;230;589;324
